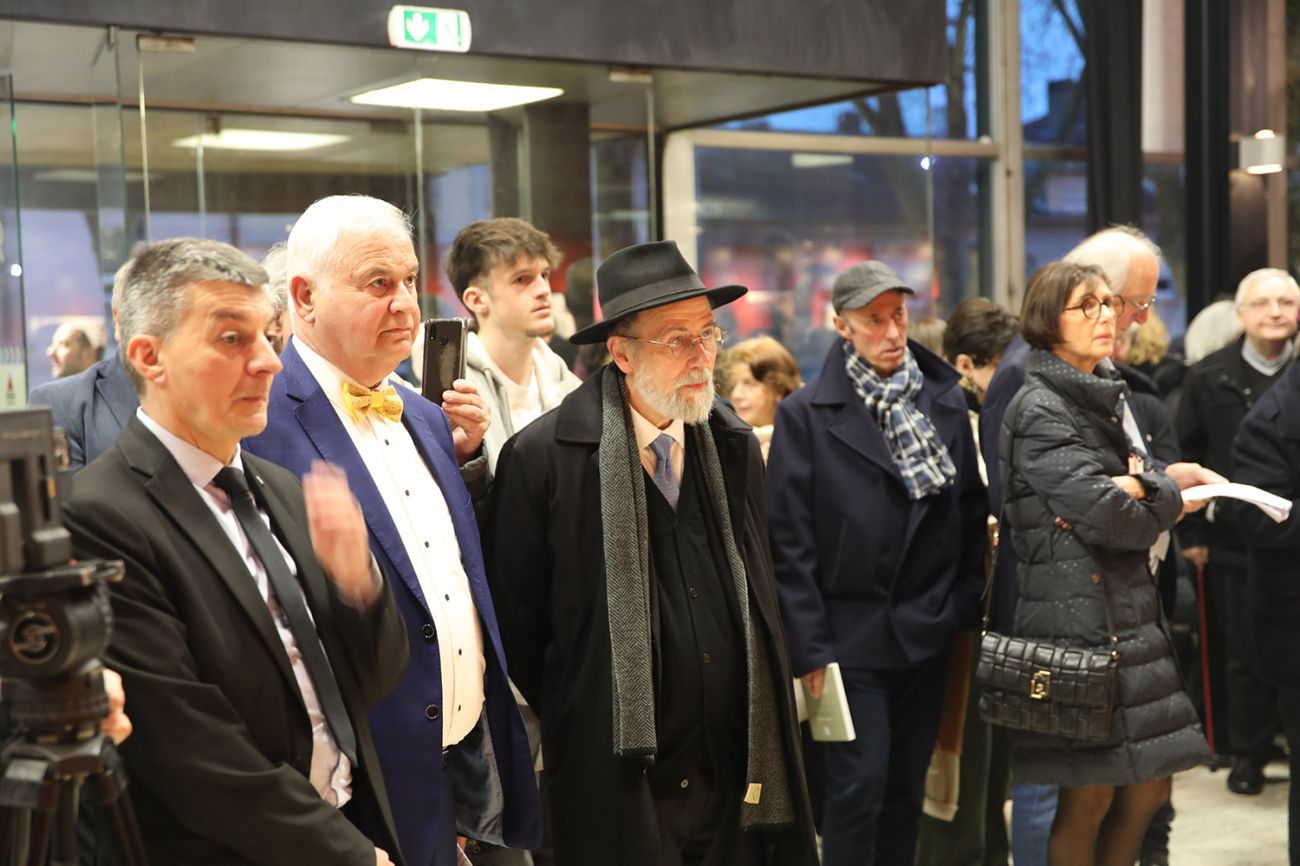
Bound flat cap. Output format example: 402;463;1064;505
832;260;914;313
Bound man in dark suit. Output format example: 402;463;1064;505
486;241;818;866
244;195;540;866
60;237;408;865
767;260;988;866
28;262;140;470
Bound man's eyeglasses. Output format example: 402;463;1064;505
1063;295;1123;320
622;325;727;359
1118;296;1155;315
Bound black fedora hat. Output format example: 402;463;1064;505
569;241;746;345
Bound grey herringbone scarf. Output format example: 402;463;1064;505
599;366;793;827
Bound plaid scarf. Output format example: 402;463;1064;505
844;343;957;500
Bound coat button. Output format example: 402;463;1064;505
702;652;712;664
422;624;436;640
426;704;440;720
1110;415;1119;424
680;778;690;789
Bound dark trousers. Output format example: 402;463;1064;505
1212;560;1278;759
1276;686;1300;865
651;762;762;866
914;655;1011;866
821;652;951;866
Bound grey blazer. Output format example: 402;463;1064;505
27;353;139;470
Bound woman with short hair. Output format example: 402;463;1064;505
720;335;802;460
999;261;1208;866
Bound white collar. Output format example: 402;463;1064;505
292;335;413;419
136;407;237;487
628;402;685;454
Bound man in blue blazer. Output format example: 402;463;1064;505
244;195;540;866
767;261;988;866
28;352;139;470
29;260;140;471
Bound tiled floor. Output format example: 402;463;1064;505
1169;761;1288;866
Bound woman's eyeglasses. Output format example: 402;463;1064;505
1063;296;1123;320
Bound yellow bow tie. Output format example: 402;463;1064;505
342;382;404;424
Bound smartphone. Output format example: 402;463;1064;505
420;318;467;405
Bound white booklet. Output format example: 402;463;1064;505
800;662;857;743
1181;482;1293;524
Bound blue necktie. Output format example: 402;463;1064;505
650;433;679;510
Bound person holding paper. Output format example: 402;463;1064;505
1177;267;1298;795
766;261;988;866
1230;356;1300;866
1000;261;1209;866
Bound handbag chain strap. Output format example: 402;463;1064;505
981;388;1120;662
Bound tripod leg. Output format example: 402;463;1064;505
50;778;80;866
91;770;148;866
25;797;52;866
8;807;31;866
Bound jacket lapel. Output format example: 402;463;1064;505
289;376;433;620
816;356;907;490
96;355;139;428
120;419;300;697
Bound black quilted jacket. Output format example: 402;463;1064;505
999;349;1209;786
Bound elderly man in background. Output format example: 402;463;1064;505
486;240;817;866
60;236;408;865
767;261;988;866
28;264;140;470
245;194;540;866
979;226;1222;866
1177;267;1299;796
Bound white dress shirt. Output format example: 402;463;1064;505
293;337;486;746
136;408;353;807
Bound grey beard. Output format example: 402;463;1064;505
629;365;714;425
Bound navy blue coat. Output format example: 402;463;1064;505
1230;359;1300;687
767;340;987;675
244;340;540;866
27;353;139;470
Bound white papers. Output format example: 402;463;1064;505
1181;483;1293;524
802;662;857;742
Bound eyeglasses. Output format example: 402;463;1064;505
1118;295;1155;315
1063;295;1123;320
1240;296;1300;313
623;325;727;359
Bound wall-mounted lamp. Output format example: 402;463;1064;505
1237;129;1286;175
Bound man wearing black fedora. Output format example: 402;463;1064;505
484;240;817;866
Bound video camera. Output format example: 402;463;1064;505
0;408;144;866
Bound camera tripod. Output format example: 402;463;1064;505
0;728;147;866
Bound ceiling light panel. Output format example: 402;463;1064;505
351;78;563;112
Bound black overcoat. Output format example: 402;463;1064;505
1230;359;1300;687
1000;350;1209;786
484;368;818;866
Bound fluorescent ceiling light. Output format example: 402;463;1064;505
172;129;350;152
791;152;853;169
351;78;563;112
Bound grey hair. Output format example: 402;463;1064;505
261;241;290;314
117;237;268;394
1063;226;1162;296
1184;299;1243;365
1234;267;1300;307
286;195;413;289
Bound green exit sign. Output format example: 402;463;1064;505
387;6;472;53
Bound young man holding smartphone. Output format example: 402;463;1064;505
447;218;581;476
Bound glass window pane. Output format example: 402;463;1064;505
1142;160;1188;339
1023;157;1087;277
715;0;983;139
1021;0;1086;146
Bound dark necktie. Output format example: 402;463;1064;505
212;464;358;765
650;433;679;510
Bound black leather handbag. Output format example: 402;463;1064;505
975;401;1120;743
